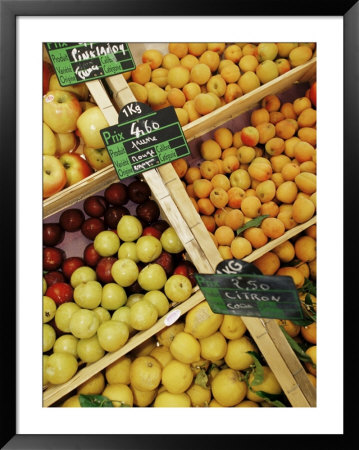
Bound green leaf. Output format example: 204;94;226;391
246;351;264;386
236;215;269;236
279;326;314;363
248;387;286;407
195;369;209;389
79;394;114;407
298;278;316;296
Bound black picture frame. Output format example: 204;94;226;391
1;1;355;448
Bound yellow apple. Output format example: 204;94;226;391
49;74;89;100
43;90;82;133
43;122;56;155
76;106;109;149
43;155;67;198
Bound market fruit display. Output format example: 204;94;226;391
171;89;317;260
43;180;198;387
125;42;316;126
58;298;288;408
42;58;111;199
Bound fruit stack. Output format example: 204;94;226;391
42;60;112;199
60;300;286;408
121;42;316;126
43;179;199;388
170;85;317;262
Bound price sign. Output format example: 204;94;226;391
100;102;191;180
45;43;135;86
215;259;262;275
194;272;304;320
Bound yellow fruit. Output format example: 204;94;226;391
169;331;201;364
211;368;247;406
184;301;223;339
154;391;191;407
77;372;105;395
105;355;132;385
130;336;157;358
199;332;227;362
62;395;81;407
156;321;185;347
305;345;317;375
129;356;162;391
161;359;193;394
186;383;212;407
247;366;282;402
102;383;134;407
224;336;257;370
130;384;157;407
219;315;247;340
234;400;259;407
150;344;173;368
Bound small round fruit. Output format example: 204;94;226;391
127;180;151;204
211;368;247;406
54;302;81;333
45;352;78;385
43;296;57;323
117;215;143;242
164;275;193;303
136;236;162;263
77;372;105;395
73;280;103;309
70;266;97;288
169;331;201;364
247;366;282;402
104;182;129;206
59;208;85;232
129;356;162;391
97;320;129;352
153;391;191;407
129;299;159;331
93;231;120;257
83;195;108;217
160;227;184;253
137;264;167;291
43;323;56;352
161;359;193;394
105;356;132;385
142;290;170;317
69;308;99;339
53;334;78;357
111;258;139;287
102;383;134;407
76;335;105;363
101;283;127;310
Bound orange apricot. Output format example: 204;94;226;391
260;217;285;239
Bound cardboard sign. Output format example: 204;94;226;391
194;272;304;320
100;102;191;180
45;43;135;86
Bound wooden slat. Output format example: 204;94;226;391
43;289;206;407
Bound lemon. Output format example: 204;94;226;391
234;400;259;407
77;372;105;395
170;331;201;364
199;331;227;362
184;301;223;339
186;383;211;407
102;383;134;407
161;359;193;394
130;299;158;331
154;391;191;407
191;359;210;376
130;336;157;358
219;315;247;340
129;356;162;391
211;368;247;406
247;366;282;402
224;336;257;370
156;321;185;347
208;398;222;407
150;345;173;368
105;356;132;385
131;384;157;407
62;395;81;407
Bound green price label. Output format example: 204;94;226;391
45;43;136;86
100;102;191;180
194;273;304;320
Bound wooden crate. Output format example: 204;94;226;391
43;47;316;407
106;52;316;407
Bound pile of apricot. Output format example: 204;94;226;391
123;43;316;125
172;89;317;260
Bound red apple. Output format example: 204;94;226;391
46;281;74;306
81;217;106;240
43;90;82;133
153;251;175;276
43;61;53;95
83;195;108;218
240;126;260;147
43;247;66;272
309;81;316;108
95;256;117;284
59;153;93;187
59;208;85;232
43;222;65;247
61;256;84;280
173;261;197;287
83;243;102;267
142;226;162;240
44;270;65;287
43;155;67;199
